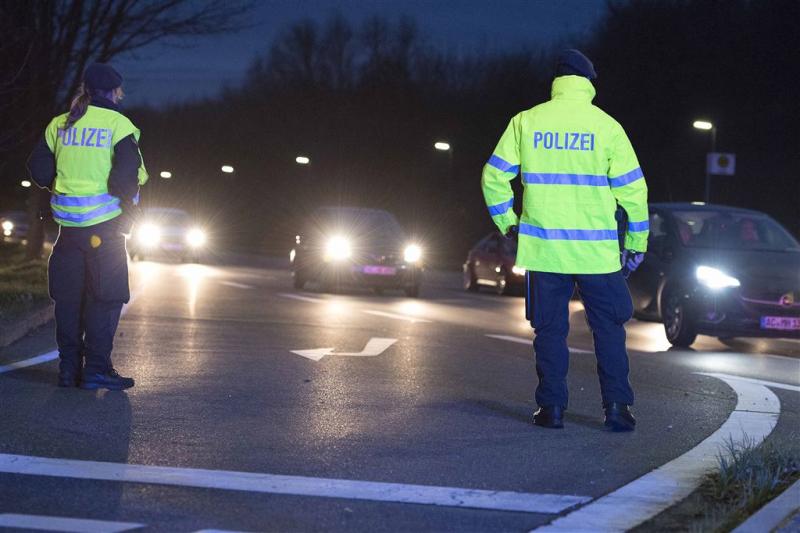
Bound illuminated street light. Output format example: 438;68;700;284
160;171;172;179
434;141;451;151
20;180;31;188
295;156;310;165
221;165;234;174
692;119;717;203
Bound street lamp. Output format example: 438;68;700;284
160;171;172;179
295;156;310;165
20;180;31;188
434;141;451;151
692;119;717;203
221;165;234;174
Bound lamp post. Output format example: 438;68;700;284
221;165;234;174
295;156;310;165
159;171;172;179
692;120;716;203
434;141;454;187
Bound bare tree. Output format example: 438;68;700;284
0;0;253;258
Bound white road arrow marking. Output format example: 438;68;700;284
278;293;326;304
362;310;431;323
220;281;253;289
485;334;594;353
292;338;398;361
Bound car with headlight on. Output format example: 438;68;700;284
290;207;424;297
463;231;525;295
627;203;800;347
128;207;208;263
0;211;30;243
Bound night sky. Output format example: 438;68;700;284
116;0;607;107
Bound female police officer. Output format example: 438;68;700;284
27;62;148;390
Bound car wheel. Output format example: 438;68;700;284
495;271;509;296
662;290;698;347
404;284;420;298
463;264;479;292
292;270;306;290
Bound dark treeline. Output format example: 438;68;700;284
24;0;800;264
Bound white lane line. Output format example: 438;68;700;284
533;372;781;532
219;281;254;289
0;454;591;515
278;292;326;304
485;334;594;354
700;373;800;393
362;310;432;323
0;513;143;532
0;286;141;376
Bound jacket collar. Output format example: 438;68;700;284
551;75;596;102
89;95;120;112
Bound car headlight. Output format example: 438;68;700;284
137;223;161;246
186;228;207;248
404;244;422;263
325;236;351;261
511;265;526;276
1;220;13;232
696;266;740;290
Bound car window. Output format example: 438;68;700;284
649;212;667;238
673;210;800;252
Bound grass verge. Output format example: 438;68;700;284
636;434;800;532
0;241;50;322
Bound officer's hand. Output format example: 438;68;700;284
621;249;644;278
505;225;519;240
118;203;141;235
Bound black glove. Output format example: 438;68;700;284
621;249;645;278
117;202;141;235
505;225;519;240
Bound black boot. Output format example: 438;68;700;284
80;368;134;391
57;371;79;388
604;402;636;432
533;406;565;429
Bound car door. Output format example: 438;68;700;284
628;210;671;314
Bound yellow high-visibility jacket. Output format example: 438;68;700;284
481;75;648;274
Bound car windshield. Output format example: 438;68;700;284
312;207;405;242
673;210;800;252
146;209;190;227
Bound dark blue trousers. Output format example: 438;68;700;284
48;219;129;377
526;271;635;408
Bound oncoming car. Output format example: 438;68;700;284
463;231;525;295
627;203;800;346
290;207;424;296
128;207;208;263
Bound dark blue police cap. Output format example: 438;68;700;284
555;49;597;80
84;62;123;91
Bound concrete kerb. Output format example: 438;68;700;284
732;478;800;533
0;303;53;348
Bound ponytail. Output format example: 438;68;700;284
62;83;91;131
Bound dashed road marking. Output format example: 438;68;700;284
533;372;781;532
219;281;254;289
0;454;591;515
0;513;143;532
485;334;594;353
699;373;800;393
362;309;432;323
278;292;326;304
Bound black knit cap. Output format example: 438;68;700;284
555;49;597;80
83;62;123;91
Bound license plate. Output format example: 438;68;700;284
362;265;397;276
162;243;183;251
760;316;800;331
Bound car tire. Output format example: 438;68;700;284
404;284;420;298
495;271;509;296
464;264;479;292
292;271;306;290
662;290;698;347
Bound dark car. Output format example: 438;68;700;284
290;207;424;297
0;210;30;243
628;203;800;346
128;207;208;263
463;231;525;295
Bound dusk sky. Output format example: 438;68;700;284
116;0;608;107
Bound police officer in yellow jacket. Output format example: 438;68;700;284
27;63;148;390
481;50;648;431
